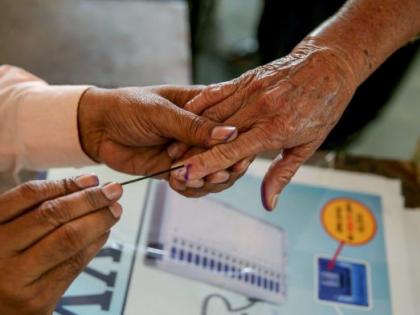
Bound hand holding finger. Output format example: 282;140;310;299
171;129;268;183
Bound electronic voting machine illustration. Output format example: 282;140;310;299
56;161;409;315
139;168;397;315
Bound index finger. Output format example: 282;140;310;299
184;80;239;114
171;129;269;182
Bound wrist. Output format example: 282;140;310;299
301;34;364;86
301;0;420;86
77;87;109;163
292;39;359;93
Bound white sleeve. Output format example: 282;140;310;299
0;65;95;175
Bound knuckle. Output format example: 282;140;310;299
37;199;69;227
272;166;296;188
276;173;292;187
213;145;236;165
188;116;206;139
259;94;278;114
66;251;86;276
204;107;224;122
60;224;83;253
61;177;78;194
17;180;42;199
83;188;106;209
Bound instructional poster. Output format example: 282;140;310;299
50;162;409;315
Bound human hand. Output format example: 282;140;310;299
0;175;122;314
168;145;254;197
78;85;237;179
170;42;358;210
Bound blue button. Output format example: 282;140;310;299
195;254;200;265
231;266;236;278
224;264;229;273
238;270;242;280
318;258;369;307
263;278;268;289
171;247;177;259
179;249;184;261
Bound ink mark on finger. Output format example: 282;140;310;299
184;164;192;181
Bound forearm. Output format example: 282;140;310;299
0;65;94;173
301;0;420;85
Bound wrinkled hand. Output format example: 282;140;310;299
170;43;358;210
0;175;122;314
169;145;254;198
78;85;237;178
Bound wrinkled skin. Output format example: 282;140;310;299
78;85;238;179
0;175;122;314
170;43;358;210
169;145;254;197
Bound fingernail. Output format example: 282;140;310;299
109;203;122;218
184;164;191;181
102;182;123;200
270;194;279;210
207;171;230;184
167;144;180;160
185;179;204;188
211;126;238;142
261;183;274;211
75;174;99;188
172;164;191;182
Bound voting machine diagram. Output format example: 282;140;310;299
144;182;287;305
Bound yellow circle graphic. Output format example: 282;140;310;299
321;198;377;246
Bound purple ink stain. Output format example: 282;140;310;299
184;164;192;181
223;129;237;142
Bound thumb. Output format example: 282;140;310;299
160;106;238;148
261;144;315;211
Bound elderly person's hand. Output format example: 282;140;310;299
168;0;420;210
0;175;122;314
169;43;356;204
78;85;237;179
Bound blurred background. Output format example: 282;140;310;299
0;0;419;161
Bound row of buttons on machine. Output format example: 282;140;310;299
170;246;281;293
